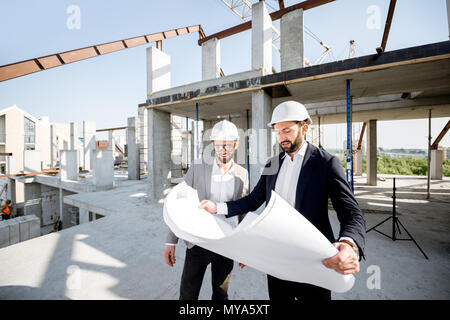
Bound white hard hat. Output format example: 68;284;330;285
210;120;240;141
267;100;312;127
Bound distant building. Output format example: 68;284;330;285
0;105;71;204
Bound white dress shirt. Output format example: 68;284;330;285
210;159;238;228
274;141;307;207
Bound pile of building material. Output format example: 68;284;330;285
0;215;40;248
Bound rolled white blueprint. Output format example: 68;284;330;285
163;181;355;293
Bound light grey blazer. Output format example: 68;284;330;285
165;158;249;249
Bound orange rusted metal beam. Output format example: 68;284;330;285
0;25;204;82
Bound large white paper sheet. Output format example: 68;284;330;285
163;182;355;293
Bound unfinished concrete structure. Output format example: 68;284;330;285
144;1;450;200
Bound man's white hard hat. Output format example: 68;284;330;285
210;120;240;141
267;100;312;127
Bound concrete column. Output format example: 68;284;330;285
108;130;114;162
148;109;171;202
79;208;89;224
23;150;41;173
202;120;215;159
93;150;114;190
70;122;77;150
138;106;148;173
280;8;304;71
355;149;363;176
50;125;56;168
252;1;272;75
430;149;443;180
251;90;272;190
60;150;78;181
83;121;96;171
147;46;171;94
10;179;16;216
366;119;377;186
202;37;221;80
127;117;140;180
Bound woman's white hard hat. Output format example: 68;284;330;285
267;100;312;127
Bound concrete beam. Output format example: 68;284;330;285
202;37;221;80
147;46;171;95
252;1;272;76
127;117;140;180
366;120;377;186
280;8;304;71
147;109;171;202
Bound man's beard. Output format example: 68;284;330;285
280;131;303;153
216;152;234;164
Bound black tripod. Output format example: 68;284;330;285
366;178;429;260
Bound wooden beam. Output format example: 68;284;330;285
278;0;285;10
431;120;450;150
0;170;59;178
199;0;334;45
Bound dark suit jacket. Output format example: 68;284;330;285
226;142;366;259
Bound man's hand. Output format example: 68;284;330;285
164;245;176;267
322;242;359;275
198;200;217;214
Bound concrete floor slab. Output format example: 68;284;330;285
0;174;448;299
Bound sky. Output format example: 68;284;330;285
0;0;449;149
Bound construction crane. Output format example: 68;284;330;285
220;0;332;65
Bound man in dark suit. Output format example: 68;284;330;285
199;100;366;300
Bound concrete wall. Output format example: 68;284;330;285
24;182;42;221
61;189;79;229
40;184;59;227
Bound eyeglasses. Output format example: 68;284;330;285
214;144;235;151
272;124;300;136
